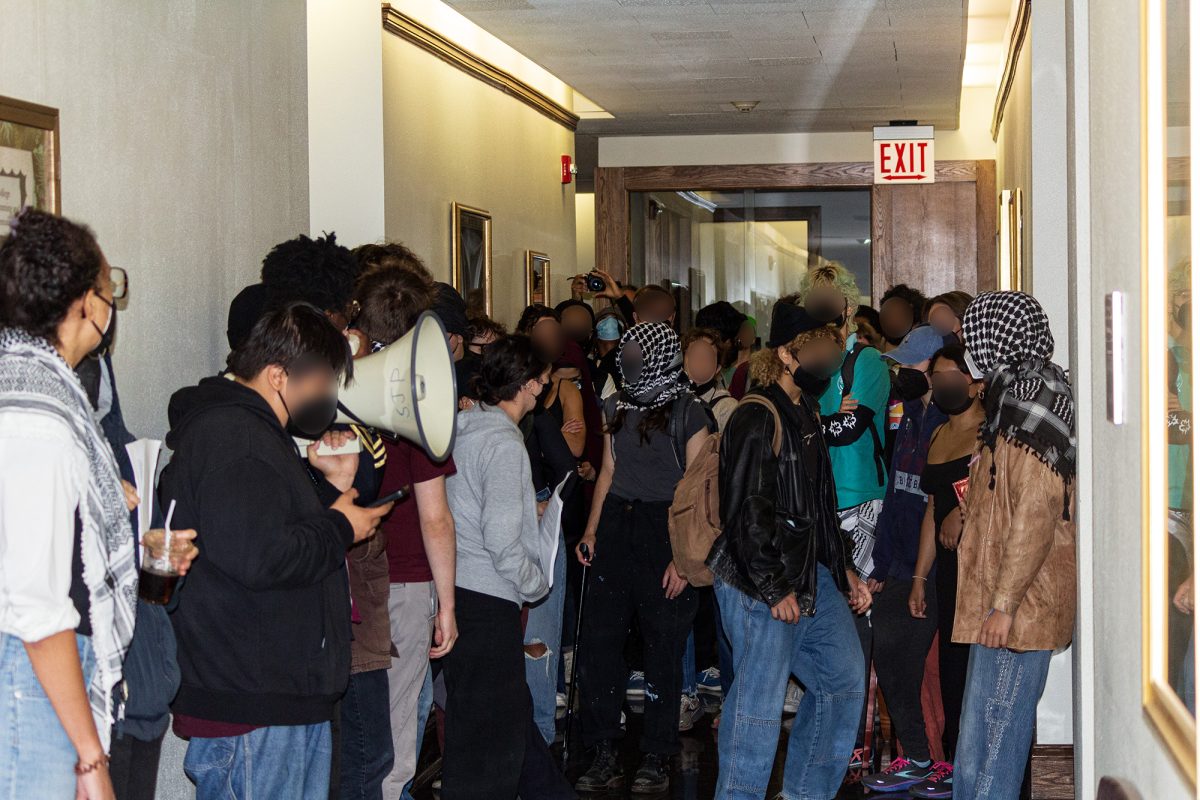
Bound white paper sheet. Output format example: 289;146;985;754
125;439;162;537
537;474;571;590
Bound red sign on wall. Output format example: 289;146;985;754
873;126;935;184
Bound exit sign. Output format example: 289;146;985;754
874;125;935;184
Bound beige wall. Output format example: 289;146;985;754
0;0;310;439
576;191;596;275
598;86;997;167
381;33;577;329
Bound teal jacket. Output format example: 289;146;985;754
818;334;891;510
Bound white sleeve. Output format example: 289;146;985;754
0;411;86;641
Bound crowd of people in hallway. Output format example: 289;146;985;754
0;207;1077;800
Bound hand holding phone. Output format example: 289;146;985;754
368;486;411;508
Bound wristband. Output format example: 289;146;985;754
912;575;927;582
75;754;109;776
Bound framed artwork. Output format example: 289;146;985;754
996;188;1023;291
525;250;549;306
0;96;60;236
451;202;493;317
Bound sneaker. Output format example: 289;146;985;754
630;753;669;794
861;757;941;793
678;693;703;732
563;646;575;682
626;670;646;700
696;666;722;696
575;740;624;792
782;681;803;714
556;692;568;710
907;762;953;798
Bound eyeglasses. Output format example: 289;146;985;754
103;266;128;301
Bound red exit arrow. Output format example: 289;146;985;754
882;174;926;181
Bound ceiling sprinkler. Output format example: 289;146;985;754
731;100;760;113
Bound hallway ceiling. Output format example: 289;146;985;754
444;0;972;136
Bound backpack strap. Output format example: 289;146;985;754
839;341;887;484
669;395;702;471
738;394;783;457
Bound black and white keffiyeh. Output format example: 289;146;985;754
961;292;1077;500
615;322;688;412
0;328;137;751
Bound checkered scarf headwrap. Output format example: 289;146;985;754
615;322;688;412
962;292;1077;509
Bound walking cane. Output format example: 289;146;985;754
562;542;591;771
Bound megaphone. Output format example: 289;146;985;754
336;310;458;462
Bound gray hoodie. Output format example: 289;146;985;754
445;403;548;605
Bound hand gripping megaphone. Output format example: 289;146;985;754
336;310;458;462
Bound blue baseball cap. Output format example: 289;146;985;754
881;325;944;366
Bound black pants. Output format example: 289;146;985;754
854;611;872;748
109;730;164;800
578;496;698;756
873;578;939;762
934;543;970;760
441;587;574;800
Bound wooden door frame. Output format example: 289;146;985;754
594;160;997;301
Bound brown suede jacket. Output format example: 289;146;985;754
951;437;1077;652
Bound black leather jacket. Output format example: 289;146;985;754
707;383;851;613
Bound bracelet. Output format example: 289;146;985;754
912;575;927;582
75;754;109;776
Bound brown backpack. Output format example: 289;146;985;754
667;394;783;587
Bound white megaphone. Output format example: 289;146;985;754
336;310;458;462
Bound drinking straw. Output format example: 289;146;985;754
163;499;177;555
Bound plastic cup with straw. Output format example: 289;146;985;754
138;499;182;605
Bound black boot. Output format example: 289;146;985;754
630;752;669;794
575;740;624;793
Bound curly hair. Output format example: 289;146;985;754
881;283;929;327
352;261;436;346
467;315;507;343
750;326;845;386
353;241;434;281
0;209;104;342
797;262;861;311
516;303;557;334
261;232;359;315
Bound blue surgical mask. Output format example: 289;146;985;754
596;316;622;341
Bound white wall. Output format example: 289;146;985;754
598;86;997;167
576;191;595;275
0;0;310;439
380;32;577;329
306;0;385;246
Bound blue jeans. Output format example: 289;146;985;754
184;722;332;799
340;669;394;800
525;533;567;743
714;567;864;800
682;631;698;695
400;665;432;800
953;645;1052;800
0;632;95;798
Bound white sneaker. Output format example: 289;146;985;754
783;681;803;715
556;692;568;709
563;647;575;682
678;693;704;732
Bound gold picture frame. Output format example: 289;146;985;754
0;96;60;236
996;187;1023;291
451;202;493;317
525;250;549;306
1142;0;1198;785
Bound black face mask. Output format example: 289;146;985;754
279;389;339;438
790;363;832;397
88;294;117;359
892;367;930;402
1177;301;1191;331
932;383;974;415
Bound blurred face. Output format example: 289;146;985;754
793;336;843;377
805;285;848;326
854;315;879;349
736;320;755;351
278;365;340;437
519;366;552;415
927;302;962;338
560;305;594;345
530;316;563;362
930;357;982;415
879;297;917;344
684;338;720;386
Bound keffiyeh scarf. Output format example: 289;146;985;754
961;292;1077;515
615;322;689;412
0;328;137;750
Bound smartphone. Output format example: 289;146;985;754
368;486;410;508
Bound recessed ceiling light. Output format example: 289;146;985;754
730;100;760;113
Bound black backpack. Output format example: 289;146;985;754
840;342;888;486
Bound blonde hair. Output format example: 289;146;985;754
797;261;862;333
749;326;845;386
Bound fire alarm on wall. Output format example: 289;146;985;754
561;155;577;184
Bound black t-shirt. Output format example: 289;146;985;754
607;395;710;503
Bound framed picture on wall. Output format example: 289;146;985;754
996;188;1023;292
451;202;492;317
525;250;549;306
0;96;60;237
